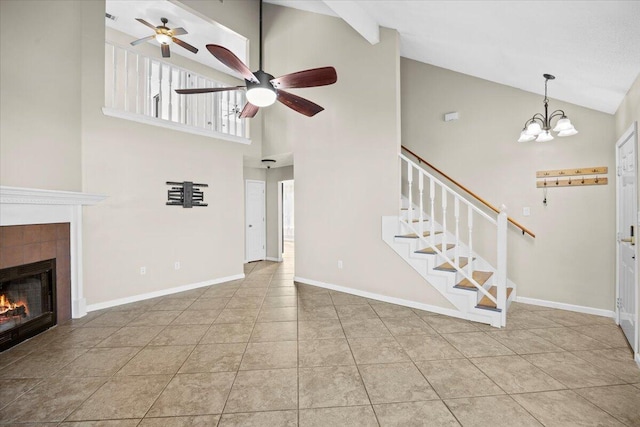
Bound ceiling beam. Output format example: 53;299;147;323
322;0;379;45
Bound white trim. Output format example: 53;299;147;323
515;296;615;318
0;186;106;206
102;107;251;145
635;352;640;369
86;273;245;312
266;257;282;262
294;276;470;321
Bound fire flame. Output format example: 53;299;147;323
0;294;28;317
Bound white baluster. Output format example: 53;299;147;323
158;63;163;119
146;58;152;116
468;205;474;277
441;187;447;257
124;49;129;112
418;171;424;236
454;197;460;267
407;163;413;224
168;66;173;122
112;45;117;109
398;157;403;214
135;53;140;114
429;178;436;245
497;205;508;326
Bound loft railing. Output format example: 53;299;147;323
399;153;508;324
104;41;249;142
401;146;534;238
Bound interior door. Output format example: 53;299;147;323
616;122;638;353
245;180;265;262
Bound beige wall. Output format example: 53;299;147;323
79;0;264;305
262;5;454;308
265;165;293;260
0;0;265;307
615;73;640;139
1;0;83;191
402;59;617;311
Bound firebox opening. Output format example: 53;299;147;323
0;259;56;352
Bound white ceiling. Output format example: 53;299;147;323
267;0;640;114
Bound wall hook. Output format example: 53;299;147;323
595;176;599;183
544;179;547;186
555;178;559;185
581;176;585;184
568;177;572;185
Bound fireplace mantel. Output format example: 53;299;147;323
0;186;106;318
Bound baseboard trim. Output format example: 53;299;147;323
265;257;282;262
514;296;615;318
86;273;245;313
635;353;640;369
293;276;469;321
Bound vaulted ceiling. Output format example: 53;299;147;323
267;0;640;114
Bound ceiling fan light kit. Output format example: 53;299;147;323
518;74;578;142
246;70;278;107
131;17;198;58
174;0;337;118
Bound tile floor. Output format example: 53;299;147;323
1;247;639;426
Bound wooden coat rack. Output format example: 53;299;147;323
536;167;608;188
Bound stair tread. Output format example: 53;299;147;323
456;271;494;289
411;218;429;223
415;244;455;255
476;286;514;310
396;231;443;238
434;257;473;272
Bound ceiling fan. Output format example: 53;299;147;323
175;1;337;118
131;17;198;58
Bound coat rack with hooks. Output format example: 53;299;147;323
535;166;608;188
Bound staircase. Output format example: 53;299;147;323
382;152;516;327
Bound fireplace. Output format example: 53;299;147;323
0;259;56;351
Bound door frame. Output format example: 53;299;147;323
245;179;266;263
615;121;639;357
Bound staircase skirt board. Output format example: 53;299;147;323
476;286;514;311
415;244;455;255
455;271;494;290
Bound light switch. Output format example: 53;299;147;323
523;207;531;216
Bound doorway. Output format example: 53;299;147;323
616;121;638;354
277;180;294;261
245;180;266;263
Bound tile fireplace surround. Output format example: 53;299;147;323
0;186;106;319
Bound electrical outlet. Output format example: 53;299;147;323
338;260;343;269
140;266;146;275
174;261;181;270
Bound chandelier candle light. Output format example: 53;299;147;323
518;74;578;142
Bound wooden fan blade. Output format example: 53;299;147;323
170;27;187;36
239;102;259;118
161;44;170;58
175;86;245;94
271;67;337;89
277;90;324;117
135;18;158;30
173;38;198;54
130;35;155;46
206;44;258;83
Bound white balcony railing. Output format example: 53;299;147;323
104;41;249;143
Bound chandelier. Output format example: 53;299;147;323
518;74;578;142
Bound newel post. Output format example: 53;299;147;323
497;204;508;327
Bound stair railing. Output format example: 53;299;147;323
399;153;508;318
402;146;534;238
